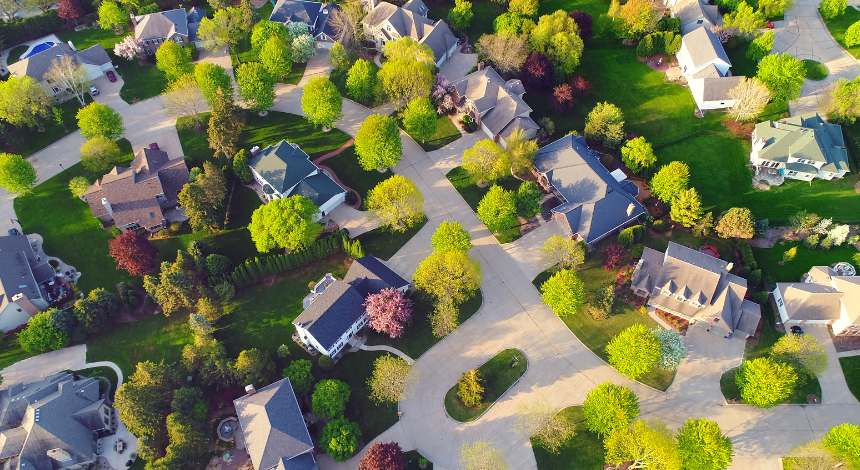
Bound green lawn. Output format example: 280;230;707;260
70;365;120;398
153;228;258;267
446;166;523;244
753;240;858;283
425;0;503;42
822;7;860;59
320;145;392;200
839;356;860;403
724;39;758;78
18;95;90;158
802;59;829;81
56;26;126;50
356;217;428;260
0;334;35;371
720;367;822;404
115;54;169;104
533;406;605;470
538;0;608;16
402;114;462;152
6;45;28;64
444;348;527;422
405;450;433;470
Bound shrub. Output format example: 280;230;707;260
277;344;291;358
819;236;833;250
653;327;687;370
617;227;635;247
803;234;820;249
751;291;770;304
631;224;646;241
588;285;615;320
631;243;644;258
652;219;667;232
318;355;334;371
603;245;626;270
747;269;762;288
738;266;751;278
722;118;755;138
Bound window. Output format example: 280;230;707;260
697;19;703;24
147;49;154;55
689;300;700;307
153;38;160;44
662;290;671;296
174;36;183;43
787;171;797;176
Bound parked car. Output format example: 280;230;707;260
791;325;804;335
149;142;159;150
89;84;99;96
766;21;775;29
106;70;117;82
7;228;20;236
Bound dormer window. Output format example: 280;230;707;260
675;295;686;302
661;290;671;296
689;300;700;307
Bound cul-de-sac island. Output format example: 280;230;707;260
0;0;859;468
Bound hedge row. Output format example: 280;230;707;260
0;11;65;47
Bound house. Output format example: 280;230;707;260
533;134;646;250
248;140;346;219
631;242;762;338
675;27;742;111
773;266;860;336
0;233;53;333
132;7;206;56
361;0;458;67
669;0;723;34
85;147;190;233
451;65;539;149
233;379;317;470
750;113;849;182
0;373;117;470
293;256;409;357
269;0;342;47
7;43;113;97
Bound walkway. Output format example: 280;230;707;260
359;344;415;365
0;344;125;388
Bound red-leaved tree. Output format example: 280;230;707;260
364;288;413;338
358;442;408;470
569;11;594;40
108;231;159;276
570;76;592;98
520;52;554;90
57;0;84;24
551;83;576;113
603;245;626;271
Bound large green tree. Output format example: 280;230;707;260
234;348;275;387
368;354;413;404
431;220;472;252
605;420;682;469
670;187;704;227
735;357;797;408
0;76;52;128
312;379;351;419
76;102;125;140
251;20;290;51
584;102;625;149
378;59;434;109
826;77;860;124
365;175;424;232
540;269;586;316
582;382;640;436
676;418;734;470
179;182;221;232
413;249;482;306
606;324;662;380
236;62;277;112
208;90;245;159
114;361;178;439
620;136;656;174
448;0;473;30
248;195;323;252
155;41;192;82
402;97;437;144
650;161;690;203
321;417;361;462
823;423;860;468
260;35;293;81
715;207;756;239
757;52;806;102
18;309;70;353
457;369;484;407
80;137;123;173
723;1;766;38
506;128;539;174
0;153;37;195
144;257;196;315
197;8;245;51
820;0;847;18
283;359;314;394
541;235;586;270
382;37;435;65
98;0;127;33
195;63;234;105
355;114;402;171
476;185;518;234
462;139;509;186
770;333;828;384
301;76;344;129
346;59;377;104
529;10;585;76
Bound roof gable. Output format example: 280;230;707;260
249;141;318;195
135;8;189;39
682;27;731;69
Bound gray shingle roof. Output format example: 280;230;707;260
452;67;536;136
682;27;731;70
403;0;428;15
74;44;111;66
0;235;48;314
249;141;319;195
753;113;849;173
775;282;843;320
673;0;722;28
419;19;457;62
286;172;345;207
701;76;743;101
343;255;409;297
270;0;323;26
7;44;111;82
362;2;456;62
134;8;189;39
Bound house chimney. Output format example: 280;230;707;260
627;203;635;216
101;197;113;214
130;13;137;26
245;384;256;395
477;62;484;71
726;262;734;272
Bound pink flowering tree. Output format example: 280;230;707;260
431;73;456;114
114;35;147;63
364;288;414;338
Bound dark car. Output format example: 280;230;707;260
106;70;117;82
791;325;804;335
126;460;133;468
7;228;20;236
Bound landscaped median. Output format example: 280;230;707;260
444;348;528;422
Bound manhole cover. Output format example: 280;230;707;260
807;394;821;404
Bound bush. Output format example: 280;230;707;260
751;291;770;304
603;245;626;270
588;285;615;320
652;219;667;232
631;225;645;241
0;11;64;45
747;269;762;288
819;236;833;250
277;344;291;358
804;234;820;249
738;266;751;278
127;295;140;308
318;355;334;371
618;227;635;247
631;243;644;258
722;119;755;138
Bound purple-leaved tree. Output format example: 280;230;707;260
364;288;414;338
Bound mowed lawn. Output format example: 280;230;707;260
753;240;859;282
533;407;605;470
840;356;860;403
425;0;503;41
822;7;860;59
444;348;527;422
321;145;392;201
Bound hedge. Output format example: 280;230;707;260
0;11;65;46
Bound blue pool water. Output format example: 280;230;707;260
23;41;56;58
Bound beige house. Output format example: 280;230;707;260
668;0;723;34
773;266;860;336
0;234;52;333
132;7;206;56
361;0;458;67
7;43;112;97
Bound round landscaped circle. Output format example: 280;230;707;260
802;60;828;81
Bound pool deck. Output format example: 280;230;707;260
1;33;61;69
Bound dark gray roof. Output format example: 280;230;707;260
270;0;323;26
682;27;731;69
74;44;111;66
0;235;48;312
701;76;744;101
187;6;206;23
403;0;428;15
134;8;190;39
292;280;366;352
361;2;456;62
420;19;457;62
249;141;318;195
343;255;409;297
286;172;345;207
6;44;109;82
452;67;536;136
234;379;316;470
313;3;339;39
534;135;646;243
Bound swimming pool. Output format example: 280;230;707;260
23;41;56;58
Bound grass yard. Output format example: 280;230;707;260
840;356;860;403
153;228;258;267
425;0;504;41
0;334;35;371
18;95;90;158
753;240;859;282
320;145;392;200
720;367;822;405
532;406;605;470
402;114;462;152
356;217;428;260
444;348;527;422
446;166;523;244
405;450;433;470
6;45;28;64
802;59;829;81
724;39;758;78
56;27;126;50
822;7;860;59
114;54;169;103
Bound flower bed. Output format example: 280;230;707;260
655;309;689;335
613;265;646;309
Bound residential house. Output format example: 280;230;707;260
773;266;860;336
669;0;723;34
631;242;762;338
0;373;117;470
233;379;317;470
750;113;849;182
269;0;342;47
0;233;53;332
85;147;190;233
361;0;458;67
132;7;206;56
533;134;646;250
676;27;743;111
294;256;409;357
451;65;539;149
7;43;113;97
248;140;346;220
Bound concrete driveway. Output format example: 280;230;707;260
439;50;478;80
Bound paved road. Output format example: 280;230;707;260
0;344;124;389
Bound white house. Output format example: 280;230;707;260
7;43;113;97
670;0;723;34
676;27;742;111
0;234;52;333
247;140;346;220
361;0;458;67
773;265;860;336
269;0;342;48
293;256;409;358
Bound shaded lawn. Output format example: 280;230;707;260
533;406;605;470
720;367;822;404
405;450;432;470
402;114;462;152
446;166;522;244
320;145;392;200
18;95;90;158
752;240;859;282
840;356;860;403
56;27;126;50
176;113;213;167
356;217;428;260
425;0;504;42
7;45;28;64
0;334;35;371
152;228;257;267
822;7;860;59
803;59;829;81
538;0;609;17
444;348;527;422
114;53;169;104
724;39;758;78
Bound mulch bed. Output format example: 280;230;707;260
655;308;690;335
613;265;646;309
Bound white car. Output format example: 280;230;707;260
89;85;99;96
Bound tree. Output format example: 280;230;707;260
516;181;542;218
735;357;797;408
197;8;245;51
550;83;576;113
282;359;314;393
463;139;509;186
251;20;289;52
18;310;69;353
620;136;656;173
570;10;594;40
0;76;52;128
540;269;586;316
76;102;124;140
509;0;538;15
382;37;435;65
514;399;576;454
448;0;473;30
98;1;127;33
846;20;860;47
365;288;413;338
287;21;312;39
346;59;377;103
58;0;84;24
239;0;255;33
114;361;178;440
530;10;585;76
460;441;508;470
476;34;530;75
723;1;766;38
312;379;351;419
259;35;292;82
820;0;847;18
366;175;425;231
355;114;401;170
770;333;827;384
783;246;798;263
606;324;662;379
368;354;414;404
378;59;434;109
195;63;234;106
746;30;774;62
413;249;482;306
108;231;159;276
605;420;682;469
616;0;661;38
44;53;91;107
72;288;117;334
506;128;539;174
457;369;484;407
236;62;276;112
650;161;690;203
328;2;365;49
234;348;275;386
402;97;437;143
520;52;554;90
329;41;350;72
728;77;772;122
301;76;343;129
693;212;715;238
291;34;317;63
584;102;625;149
144;260;196;315
582;382;639;436
80;137;123;173
179;183;220;232
823;423;860;468
208;90;245;158
825;77;860;124
431;220;472;252
321;417;361;462
541;236;585;270
477;185;518;234
0;153;37;195
716;207;755;239
188;314;214;336
248;196;322;252
758;0;795;16
677;418;734;470
757;52;806;102
670;187;703;227
359;442;408;470
162;74;207;129
69;176;89;198
155;41;192;82
785;441;850;470
653;327;687;370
